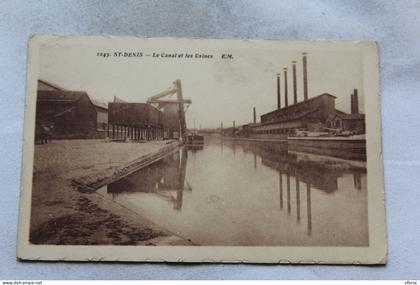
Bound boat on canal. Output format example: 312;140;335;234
185;134;204;146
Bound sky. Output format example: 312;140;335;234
39;39;364;129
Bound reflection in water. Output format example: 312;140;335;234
354;173;362;190
286;174;291;214
279;171;283;210
254;153;257;169
296;176;300;223
307;183;312;236
99;137;368;246
107;148;190;211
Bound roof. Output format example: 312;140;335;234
255;109;318;127
38;79;66;91
91;99;108;110
37;90;88;102
113;96;126;103
331;113;365;120
334;109;347;115
38;87;109;113
262;93;337;117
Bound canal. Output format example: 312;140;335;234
98;137;368;246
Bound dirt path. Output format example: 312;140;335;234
30;139;191;245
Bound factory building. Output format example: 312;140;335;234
326;113;365;134
251;93;336;138
240;53;365;139
36;80;108;139
326;89;365;134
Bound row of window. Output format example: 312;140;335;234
253;128;295;135
263;110;304;123
262;101;319;123
329;120;342;128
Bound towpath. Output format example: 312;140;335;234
30;139;191;245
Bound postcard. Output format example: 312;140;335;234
17;35;386;263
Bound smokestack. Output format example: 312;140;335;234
302;52;308;101
350;94;354;114
253;107;256;123
292;61;297;104
277;73;281;109
284;68;288;107
353;89;359;114
221;121;223;132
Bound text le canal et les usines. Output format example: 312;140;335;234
96;51;234;60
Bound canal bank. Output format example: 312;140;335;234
30;139;192;245
219;135;366;161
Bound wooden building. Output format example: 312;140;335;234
108;102;163;140
36;80;108;139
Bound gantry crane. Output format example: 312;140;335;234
147;79;191;143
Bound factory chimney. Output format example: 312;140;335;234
302;52;308;101
292;61;298;104
277;73;281;109
350;93;355;114
253;107;256;123
353;89;359;114
284;68;288;107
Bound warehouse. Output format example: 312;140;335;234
36;80;108;139
240;53;366;140
108;102;163;140
247;93;337;140
91;99;109;135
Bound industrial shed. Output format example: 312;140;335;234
108;102;163;140
36;80;108;139
91;99;109;133
326;113;366;134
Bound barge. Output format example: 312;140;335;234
287;135;366;161
185;134;204;146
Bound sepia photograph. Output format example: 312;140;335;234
17;35;386;263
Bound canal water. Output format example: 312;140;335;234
98;137;368;246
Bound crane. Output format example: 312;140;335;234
147;79;191;143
